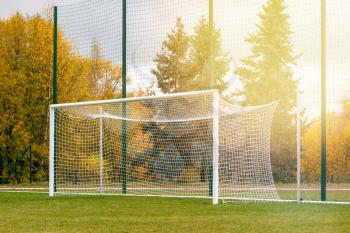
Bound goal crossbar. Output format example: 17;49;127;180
50;90;217;109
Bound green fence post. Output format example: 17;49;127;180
121;0;127;194
53;6;58;105
29;146;32;183
53;6;58;193
320;0;327;202
208;0;214;197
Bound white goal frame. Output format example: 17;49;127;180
49;90;220;204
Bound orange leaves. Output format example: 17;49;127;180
302;111;350;183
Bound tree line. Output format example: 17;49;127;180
1;0;349;184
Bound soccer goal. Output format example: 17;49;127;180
49;90;278;204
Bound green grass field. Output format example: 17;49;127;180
0;192;349;233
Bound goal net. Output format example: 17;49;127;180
49;90;278;204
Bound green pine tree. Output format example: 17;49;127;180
235;0;299;182
152;17;230;93
148;17;231;183
151;18;191;93
189;17;230;92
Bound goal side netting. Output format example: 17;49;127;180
49;90;278;203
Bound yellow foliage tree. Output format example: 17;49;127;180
302;108;350;183
0;13;123;183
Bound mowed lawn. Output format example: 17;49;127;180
0;192;349;233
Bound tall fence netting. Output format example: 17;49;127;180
46;0;350;203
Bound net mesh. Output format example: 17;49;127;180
52;91;278;201
57;0;122;64
51;0;350;203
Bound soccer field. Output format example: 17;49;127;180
0;192;349;233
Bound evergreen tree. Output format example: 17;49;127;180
151;18;191;93
235;0;299;182
148;17;230;183
152;17;230;93
189;17;230;92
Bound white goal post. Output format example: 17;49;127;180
49;90;278;204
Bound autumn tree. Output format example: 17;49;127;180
302;103;350;183
88;41;123;99
234;0;299;182
0;13;123;183
0;13;38;184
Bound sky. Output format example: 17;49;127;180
1;0;350;120
0;0;81;18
